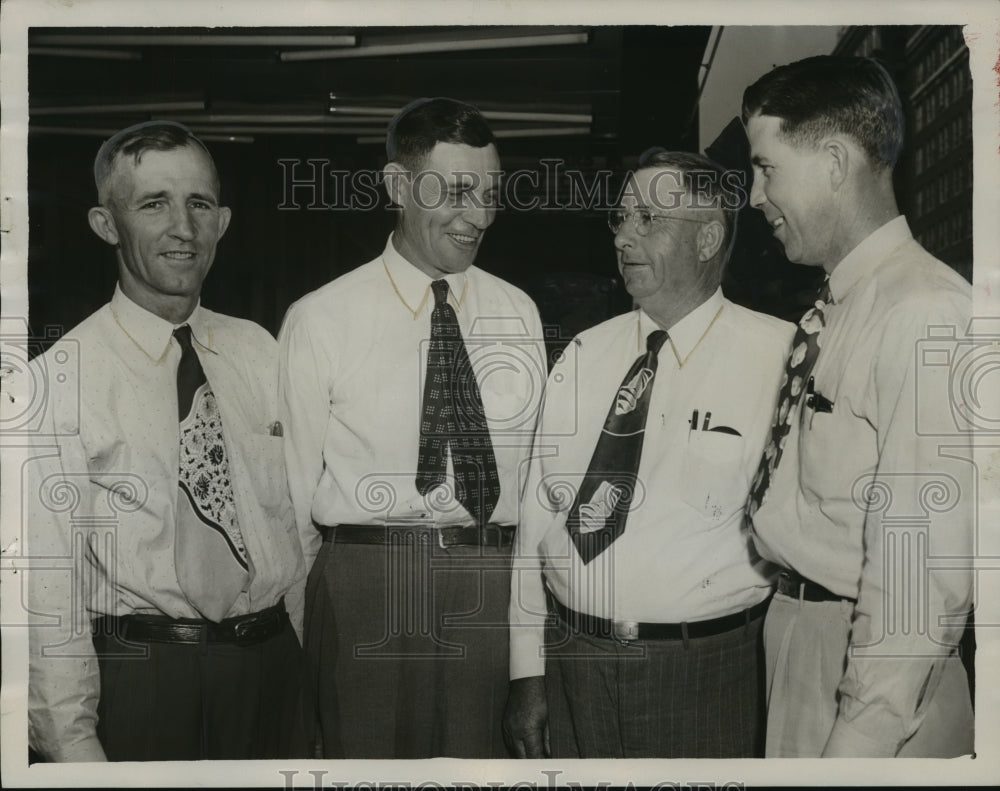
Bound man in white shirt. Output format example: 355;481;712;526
279;98;544;758
743;55;974;757
503;150;793;758
27;121;307;761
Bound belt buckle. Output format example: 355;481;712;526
612;620;639;645
233;617;268;645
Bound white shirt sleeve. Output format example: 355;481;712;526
278;301;334;636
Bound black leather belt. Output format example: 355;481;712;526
552;597;769;644
93;600;287;647
776;569;856;603
321;523;515;549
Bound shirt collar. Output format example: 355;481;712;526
828;215;912;302
110;284;212;362
382;232;469;318
637;287;725;362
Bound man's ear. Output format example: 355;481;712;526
88;206;119;247
697;219;725;263
826;138;850;191
382;161;410;207
217;206;232;240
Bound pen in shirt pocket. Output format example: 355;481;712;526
688;410;713;432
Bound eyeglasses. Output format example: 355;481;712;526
607;208;708;236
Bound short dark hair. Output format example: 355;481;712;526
636;149;738;264
94;120;217;204
386;97;495;170
741;55;904;171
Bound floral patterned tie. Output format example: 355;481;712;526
174;324;250;621
747;278;832;518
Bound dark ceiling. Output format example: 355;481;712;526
27;26;736;343
28;26;711;165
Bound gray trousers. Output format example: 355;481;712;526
305;535;513;758
544;609;765;758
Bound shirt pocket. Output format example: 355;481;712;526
240;432;290;512
680;430;748;523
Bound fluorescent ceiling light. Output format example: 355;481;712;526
358;126;591;144
32;126;253;143
330;104;592;124
33;100;205;116
165;113;388;125
31;34;356;47
282;32;589;62
188;125;385;135
30;47;142;61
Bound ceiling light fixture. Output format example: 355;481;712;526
282;32;588;62
31;34;356;47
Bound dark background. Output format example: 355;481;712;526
27;25;972;350
27;25;810;349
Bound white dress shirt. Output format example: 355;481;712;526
278;235;546;625
27;285;304;762
510;289;794;679
750;216;974;754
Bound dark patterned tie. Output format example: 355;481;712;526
746;278;833;518
174;324;250;622
415;280;501;525
566;329;668;564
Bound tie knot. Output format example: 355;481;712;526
818;276;833;306
647;329;668;354
431;279;450;306
174;324;194;351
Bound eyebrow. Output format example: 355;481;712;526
133;190;218;204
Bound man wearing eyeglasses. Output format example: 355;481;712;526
504;150;794;758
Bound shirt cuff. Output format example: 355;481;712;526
822;716;900;757
509;624;546;680
49;735;107;762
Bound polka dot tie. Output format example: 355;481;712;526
746;278;833;519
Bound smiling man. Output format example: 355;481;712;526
28;121;307;761
742;56;974;757
504;151;793;758
279;98;544;758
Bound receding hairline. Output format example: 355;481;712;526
628;154;738;266
96;141;222;206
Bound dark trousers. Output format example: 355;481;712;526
544;611;766;758
305;535;512;758
92;615;309;760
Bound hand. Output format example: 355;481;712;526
502;675;550;758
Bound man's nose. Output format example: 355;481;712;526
749;174;766;210
462;198;491;230
168;205;197;240
613;218;634;253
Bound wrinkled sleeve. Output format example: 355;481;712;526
277;302;333;638
509;358;566;681
27;356;107;762
826;298;973;756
